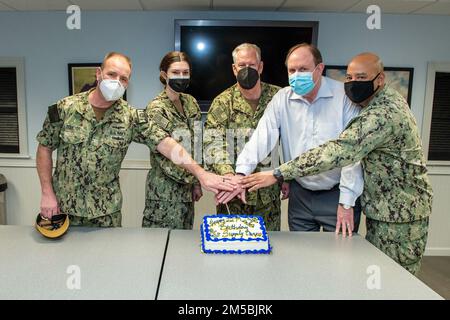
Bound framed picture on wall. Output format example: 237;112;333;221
68;63;127;100
323;65;414;106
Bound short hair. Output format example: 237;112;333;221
355;52;384;72
101;52;132;69
159;51;192;85
285;43;323;66
232;43;261;64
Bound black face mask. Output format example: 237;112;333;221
344;73;380;104
237;67;259;90
168;77;190;93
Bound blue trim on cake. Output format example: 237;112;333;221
200;223;207;253
200;214;271;254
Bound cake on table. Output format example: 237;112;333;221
200;214;271;254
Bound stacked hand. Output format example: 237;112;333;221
214;174;246;205
197;170;237;194
214;172;290;205
240;170;277;192
209;170;355;239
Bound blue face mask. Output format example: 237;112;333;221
288;66;318;96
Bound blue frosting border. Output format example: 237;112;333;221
200;215;271;254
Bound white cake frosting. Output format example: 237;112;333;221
201;214;271;254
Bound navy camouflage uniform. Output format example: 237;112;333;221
277;86;433;275
204;82;282;231
142;90;202;229
36;89;165;227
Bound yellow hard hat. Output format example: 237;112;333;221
35;213;70;239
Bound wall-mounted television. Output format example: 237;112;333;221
174;19;319;112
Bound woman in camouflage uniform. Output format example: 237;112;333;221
142;51;203;229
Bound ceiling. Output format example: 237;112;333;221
0;0;450;15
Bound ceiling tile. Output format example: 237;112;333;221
0;0;71;11
140;0;210;11
346;0;437;14
0;2;14;10
413;0;450;14
213;0;283;10
0;0;449;15
70;0;143;11
281;0;361;12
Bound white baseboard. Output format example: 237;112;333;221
424;247;450;256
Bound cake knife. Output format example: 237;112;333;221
225;203;231;215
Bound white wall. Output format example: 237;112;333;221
0;10;449;254
1;10;450;158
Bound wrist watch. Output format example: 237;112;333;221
340;203;352;210
273;168;284;183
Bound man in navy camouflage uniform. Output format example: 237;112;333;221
36;52;160;227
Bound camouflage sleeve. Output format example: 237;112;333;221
131;109;147;144
149;105;197;185
131;108;170;152
157;156;197;185
36;104;62;150
279;109;394;180
203;100;234;176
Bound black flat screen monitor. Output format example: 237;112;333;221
174;20;319;112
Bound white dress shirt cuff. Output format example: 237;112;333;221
235;164;253;176
338;191;357;207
